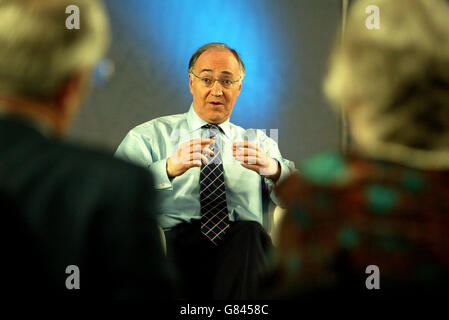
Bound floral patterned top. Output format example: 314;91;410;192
268;151;449;297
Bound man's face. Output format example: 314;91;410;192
189;49;243;124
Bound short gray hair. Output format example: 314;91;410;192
0;0;110;99
324;0;449;169
188;43;246;78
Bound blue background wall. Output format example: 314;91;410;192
69;0;342;165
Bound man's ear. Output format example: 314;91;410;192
237;76;244;94
54;68;90;117
188;73;194;95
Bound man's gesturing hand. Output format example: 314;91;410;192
233;141;281;182
166;138;214;178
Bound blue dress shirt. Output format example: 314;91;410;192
115;104;296;230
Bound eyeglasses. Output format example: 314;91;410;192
190;72;241;89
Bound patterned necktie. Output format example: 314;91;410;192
200;124;230;245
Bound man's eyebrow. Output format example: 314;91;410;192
198;69;234;76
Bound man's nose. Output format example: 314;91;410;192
210;80;223;96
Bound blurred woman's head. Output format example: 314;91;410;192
324;0;449;169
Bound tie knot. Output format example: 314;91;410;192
202;124;221;138
202;123;219;130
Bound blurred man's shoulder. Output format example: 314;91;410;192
51;139;152;187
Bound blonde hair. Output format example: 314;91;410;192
324;0;449;169
0;0;110;99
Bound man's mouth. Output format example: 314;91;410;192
209;102;224;107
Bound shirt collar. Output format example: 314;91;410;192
186;103;231;138
0;105;54;138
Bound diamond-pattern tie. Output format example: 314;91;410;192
200;124;230;245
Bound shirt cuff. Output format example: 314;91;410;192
265;159;290;207
148;158;173;190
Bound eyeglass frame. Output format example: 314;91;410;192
190;71;242;89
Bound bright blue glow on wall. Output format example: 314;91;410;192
111;0;288;127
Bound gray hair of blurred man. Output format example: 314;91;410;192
0;0;110;100
324;0;449;169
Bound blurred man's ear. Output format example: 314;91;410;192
54;68;91;119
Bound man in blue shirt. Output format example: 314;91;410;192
116;42;295;299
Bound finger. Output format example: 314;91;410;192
185;151;203;162
191;152;204;160
202;147;214;156
233;141;260;151
186;154;209;166
233;148;257;157
189;138;215;146
181;139;210;151
189;139;215;153
240;162;259;172
200;154;210;165
189;141;204;153
190;152;214;166
186;160;202;167
200;138;215;145
187;144;201;154
234;155;260;165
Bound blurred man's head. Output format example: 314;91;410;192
0;0;110;135
324;0;449;169
188;43;245;125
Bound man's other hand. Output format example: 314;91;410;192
166;138;214;178
233;141;280;182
